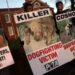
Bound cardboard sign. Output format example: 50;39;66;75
63;40;75;58
14;8;74;75
55;10;75;58
26;42;74;75
0;46;14;69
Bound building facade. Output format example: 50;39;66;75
0;8;23;40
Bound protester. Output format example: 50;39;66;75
56;1;64;14
56;1;70;14
23;3;33;12
23;0;49;11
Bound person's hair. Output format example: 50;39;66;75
56;1;63;8
23;3;33;11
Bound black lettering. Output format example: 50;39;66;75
64;14;68;18
24;14;27;19
45;63;51;71
4;49;9;54
0;49;9;55
0;51;3;55
38;11;44;16
32;13;38;17
0;56;6;61
50;61;54;68
44;60;59;71
17;15;24;21
43;10;49;15
61;15;64;19
56;16;60;20
54;60;59;67
27;14;33;19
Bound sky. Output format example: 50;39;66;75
0;0;71;12
0;0;24;8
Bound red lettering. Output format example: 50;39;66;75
53;43;62;50
64;40;75;49
36;51;42;57
39;56;48;63
27;54;32;61
39;52;58;63
27;42;61;61
70;46;75;52
50;52;58;59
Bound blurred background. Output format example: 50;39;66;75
0;0;71;12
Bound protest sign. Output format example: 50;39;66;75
55;10;75;58
14;8;74;75
0;46;14;69
0;29;14;69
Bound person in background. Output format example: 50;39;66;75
56;1;70;14
23;3;33;12
56;1;64;14
23;0;49;11
23;0;33;12
55;1;69;35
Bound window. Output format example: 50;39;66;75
4;14;11;23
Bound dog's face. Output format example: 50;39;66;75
65;24;70;35
65;24;70;30
34;31;43;41
66;24;70;28
28;20;43;41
